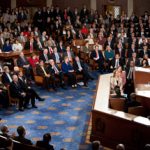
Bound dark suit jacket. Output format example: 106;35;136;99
46;64;61;75
13;136;32;145
115;48;126;58
18;77;28;91
139;49;150;58
9;81;24;98
1;72;12;85
111;58;124;69
127;49;138;58
24;41;37;50
36;65;48;77
63;51;74;59
90;50;104;62
17;56;29;67
36;141;54;150
73;60;87;72
39;54;51;62
57;45;66;53
51;53;62;63
127;58;141;67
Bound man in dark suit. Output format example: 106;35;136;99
18;71;44;107
127;52;141;67
39;48;51;63
115;43;126;63
1;66;12;86
111;54;124;70
9;74;30;111
127;43;138;58
36;60;57;91
73;56;93;86
124;60;135;99
0;81;9;108
17;52;32;81
36;133;54;150
90;45;105;73
51;47;62;64
139;45;150;58
47;59;66;89
13;126;33;145
63;45;74;62
24;37;37;51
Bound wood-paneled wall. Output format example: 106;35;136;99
0;0;11;10
16;0;46;7
134;0;150;16
52;0;90;10
96;0;127;14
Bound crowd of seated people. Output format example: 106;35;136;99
0;5;150;150
0;125;55;150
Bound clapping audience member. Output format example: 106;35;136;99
9;74;29;111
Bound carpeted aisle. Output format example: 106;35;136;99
0;74;98;150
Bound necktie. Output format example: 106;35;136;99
44;54;48;61
41;66;47;76
127;68;133;79
55;53;60;63
53;65;59;74
7;73;12;82
30;43;33;52
115;59;119;68
77;61;82;70
96;52;99;59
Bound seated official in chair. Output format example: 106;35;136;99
63;45;74;62
17;52;32;82
18;71;44;104
0;81;9;108
36;133;54;150
36;60;57;91
9;74;30;111
39;48;51;63
47;59;66;89
13;126;33;145
51;46;62;64
90;45;105;73
1;66;13;86
62;57;77;88
73;56;94;86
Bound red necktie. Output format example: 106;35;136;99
30;43;33;52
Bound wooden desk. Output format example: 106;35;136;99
91;74;150;150
134;67;150;113
0;50;39;65
134;67;150;86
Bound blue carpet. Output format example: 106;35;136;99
0;73;99;150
